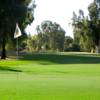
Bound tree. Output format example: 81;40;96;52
64;36;73;51
26;34;38;52
72;10;95;52
0;0;36;59
88;0;100;52
36;20;65;51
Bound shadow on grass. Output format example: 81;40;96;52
20;53;100;64
0;66;22;72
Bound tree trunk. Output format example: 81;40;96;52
96;46;99;53
95;34;100;54
98;34;100;53
1;37;6;59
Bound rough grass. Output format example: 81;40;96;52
0;53;100;100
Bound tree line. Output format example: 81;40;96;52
25;0;100;53
25;20;79;52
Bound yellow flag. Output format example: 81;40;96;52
14;23;22;38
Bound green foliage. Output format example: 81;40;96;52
64;36;74;51
88;1;98;21
88;1;100;52
72;0;100;53
36;20;65;52
26;34;38;52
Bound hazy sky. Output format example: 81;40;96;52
26;0;94;37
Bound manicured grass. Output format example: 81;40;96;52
0;53;100;100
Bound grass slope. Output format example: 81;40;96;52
0;53;100;100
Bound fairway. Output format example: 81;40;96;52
0;53;100;100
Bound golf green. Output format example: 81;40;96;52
0;53;100;100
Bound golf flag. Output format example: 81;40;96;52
14;23;22;38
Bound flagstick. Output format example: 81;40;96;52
14;23;22;58
16;37;20;94
16;37;19;59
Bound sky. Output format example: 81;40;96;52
25;0;94;37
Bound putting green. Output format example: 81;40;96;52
0;53;100;100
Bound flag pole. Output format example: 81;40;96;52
16;37;19;59
14;23;22;58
